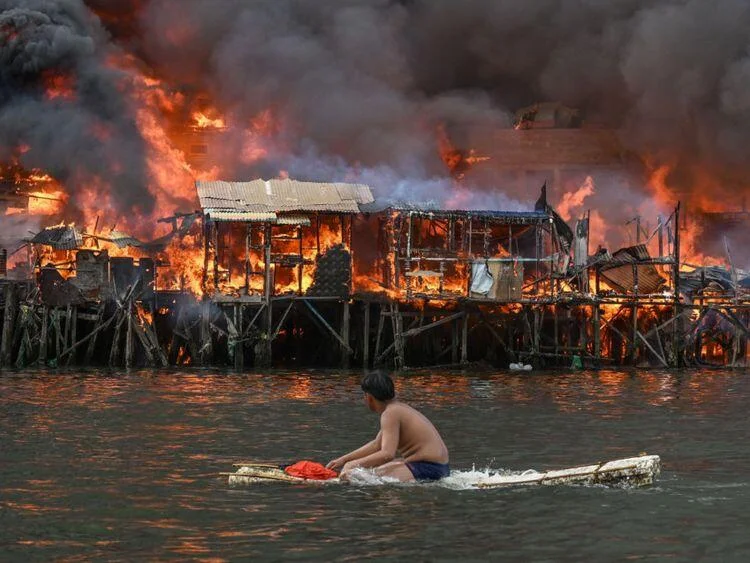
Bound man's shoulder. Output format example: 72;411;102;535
382;401;417;419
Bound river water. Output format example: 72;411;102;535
1;368;749;561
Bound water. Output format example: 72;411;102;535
2;368;750;561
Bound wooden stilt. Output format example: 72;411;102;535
0;284;17;367
200;299;213;366
66;306;77;366
593;302;601;366
452;317;459;364
235;304;244;370
341;300;350;368
131;315;154;366
362;302;370;369
461;310;468;365
109;312;125;367
374;305;385;364
393;303;405;369
39;305;49;366
125;306;135;368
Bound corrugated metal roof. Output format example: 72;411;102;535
600;245;666;294
205;209;277;222
276;215;312;226
29;225;83;250
196;179;374;214
360;200;550;224
107;230;144;248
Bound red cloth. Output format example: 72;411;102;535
284;460;338;480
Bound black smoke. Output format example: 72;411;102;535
6;0;750;220
0;0;154;222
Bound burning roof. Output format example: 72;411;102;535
196;179;374;222
28;225;82;250
360;199;550;224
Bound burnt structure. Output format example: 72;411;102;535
0;179;748;371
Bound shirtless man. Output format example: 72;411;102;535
327;371;450;482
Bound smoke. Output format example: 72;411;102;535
0;0;155;223
6;0;750;221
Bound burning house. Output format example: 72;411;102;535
197;178;374;299
4;2;750;371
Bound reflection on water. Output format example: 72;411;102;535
2;368;750;560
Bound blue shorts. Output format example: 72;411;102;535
406;461;450;481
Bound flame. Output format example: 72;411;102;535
27;191;66;215
558;176;595;221
437;124;490;179
191;111;226;130
43;72;76;101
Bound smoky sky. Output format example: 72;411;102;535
0;0;154;220
129;1;750;179
5;0;750;218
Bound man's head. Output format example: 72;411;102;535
361;371;395;410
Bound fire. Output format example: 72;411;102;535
136;304;154;326
645;162;724;267
192;111;226;130
558;176;595;221
43;72;76;101
27;191;65;215
437;124;490;179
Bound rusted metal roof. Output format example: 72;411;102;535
196;179;374;214
600;245;666;294
29;225;82;250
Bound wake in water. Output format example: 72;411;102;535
345;465;540;490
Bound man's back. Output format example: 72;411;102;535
383;401;449;464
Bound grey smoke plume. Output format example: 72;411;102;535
129;0;750;200
6;0;750;223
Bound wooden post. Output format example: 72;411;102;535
244;225;251;294
362;301;370;368
39;305;49;366
554;304;559;363
66;306;77;366
235;304;244;370
461;310;468;365
200;299;213;366
125;306;135;368
672;203;681;367
631;262;639;366
202;218;210;292
341;300;350;368
109;312;124;367
593;302;601;366
452;317;459;364
393;302;405;369
297;225;303;295
262;224;273;367
212;222;220;290
0;283;16;367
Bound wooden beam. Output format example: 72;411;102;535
363;302;370;368
0;284;17;366
302;299;353;354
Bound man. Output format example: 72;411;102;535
327;371;450;482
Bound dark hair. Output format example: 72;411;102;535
361;371;395;402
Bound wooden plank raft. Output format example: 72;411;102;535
474;454;661;489
224;454;661;488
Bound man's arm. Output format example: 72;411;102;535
341;410;399;471
326;431;382;470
